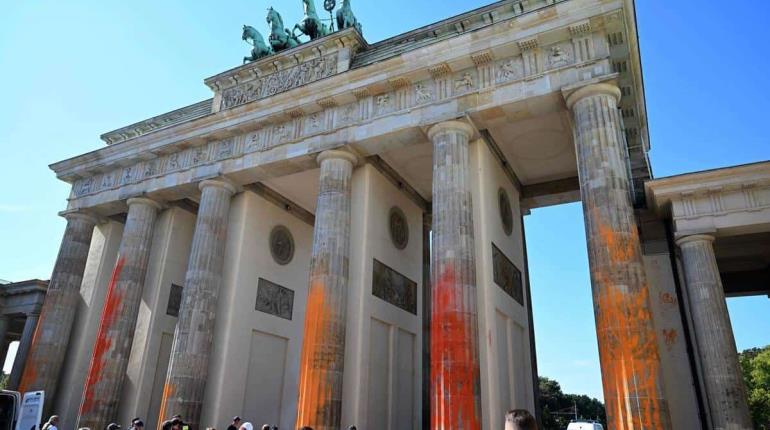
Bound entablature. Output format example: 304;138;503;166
52;0;648;212
645;161;770;237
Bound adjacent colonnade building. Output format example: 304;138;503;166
14;0;766;429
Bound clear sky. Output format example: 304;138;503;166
1;0;768;398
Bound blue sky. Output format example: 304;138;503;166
1;1;768;398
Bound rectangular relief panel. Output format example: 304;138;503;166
395;329;415;429
255;278;295;320
243;330;288;427
372;259;417;314
166;284;183;317
492;243;523;305
368;319;390;430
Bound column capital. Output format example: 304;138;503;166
58;209;99;224
427;120;475;141
199;178;237;195
675;233;715;247
317;149;359;166
565;82;621;110
126;197;163;211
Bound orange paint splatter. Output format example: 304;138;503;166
296;277;335;428
431;266;481;430
80;256;125;414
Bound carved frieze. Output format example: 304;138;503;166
221;54;339;110
372;259;417;314
492;243;523;305
255;278;295;320
71;44;607;200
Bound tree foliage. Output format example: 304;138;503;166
538;376;606;429
739;345;770;429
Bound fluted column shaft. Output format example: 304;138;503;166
159;179;236;429
567;83;671;429
428;121;482;430
18;212;97;397
9;312;40;390
296;150;356;430
677;234;752;429
78;197;161;430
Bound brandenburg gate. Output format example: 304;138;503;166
15;0;766;429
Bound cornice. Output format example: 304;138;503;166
51;0;636;193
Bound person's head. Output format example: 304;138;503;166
48;416;59;425
260;425;270;430
106;423;121;430
131;419;144;430
348;426;357;430
232;417;241;425
504;409;537;430
300;427;313;430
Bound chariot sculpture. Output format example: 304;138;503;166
242;0;361;63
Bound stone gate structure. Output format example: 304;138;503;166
15;0;767;429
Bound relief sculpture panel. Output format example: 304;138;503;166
221;54;338;110
492;243;523;305
255;278;295;320
372;259;417;314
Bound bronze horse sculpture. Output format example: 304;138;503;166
242;25;273;63
336;0;362;33
293;0;330;40
267;7;300;52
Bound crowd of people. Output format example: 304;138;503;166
38;407;537;430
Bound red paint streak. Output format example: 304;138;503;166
80;256;125;414
431;266;481;430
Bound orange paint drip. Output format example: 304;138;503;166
80;256;126;414
18;317;42;392
296;277;334;427
431;266;481;430
157;382;175;429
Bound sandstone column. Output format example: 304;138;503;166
8;312;40;390
677;234;752;429
428;121;482;430
0;317;9;365
296;150;357;430
18;211;97;397
77;197;161;430
158;179;236;429
566;83;671;429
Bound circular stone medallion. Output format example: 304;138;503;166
498;188;513;236
389;207;409;250
269;225;295;265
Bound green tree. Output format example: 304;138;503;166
739;345;770;428
538;376;606;429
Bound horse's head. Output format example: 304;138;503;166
242;25;250;40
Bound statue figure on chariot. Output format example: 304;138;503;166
241;0;362;63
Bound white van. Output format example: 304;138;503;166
566;421;604;430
